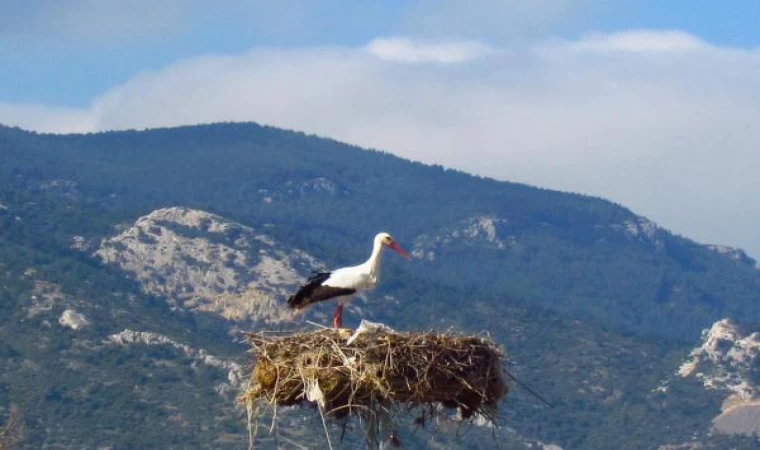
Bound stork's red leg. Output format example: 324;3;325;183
333;304;344;329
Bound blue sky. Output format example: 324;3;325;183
3;1;759;106
2;1;760;259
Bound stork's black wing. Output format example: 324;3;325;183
287;271;356;309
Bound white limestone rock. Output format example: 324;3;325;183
668;318;760;436
106;329;243;388
70;235;94;252
612;216;664;249
706;244;757;268
676;319;759;399
95;207;323;323
413;215;516;258
59;309;89;330
299;177;339;195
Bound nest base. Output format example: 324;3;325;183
241;326;508;433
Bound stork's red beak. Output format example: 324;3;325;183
389;241;410;260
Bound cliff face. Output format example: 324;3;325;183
412;215;515;261
674;318;760;436
706;245;758;269
677;319;760;400
95;207;323;323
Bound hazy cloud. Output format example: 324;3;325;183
366;37;496;63
400;0;583;41
0;0;606;47
568;30;710;53
3;31;760;258
0;0;186;43
0;102;94;133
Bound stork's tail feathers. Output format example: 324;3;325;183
287;294;305;309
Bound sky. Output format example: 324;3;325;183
1;1;759;259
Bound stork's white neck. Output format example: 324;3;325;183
365;236;385;280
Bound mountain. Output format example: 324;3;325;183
0;122;759;449
2;123;759;341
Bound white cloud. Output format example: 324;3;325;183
4;30;760;258
568;30;710;53
366;37;496;63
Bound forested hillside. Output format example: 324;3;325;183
0;122;758;449
1;123;758;340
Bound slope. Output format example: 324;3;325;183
1;123;758;341
1;122;760;448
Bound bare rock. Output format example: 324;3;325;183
106;329;243;388
668;318;760;437
413;215;516;258
59;309;90;330
95;207;323;323
706;244;757;268
612;216;664;250
712;398;760;436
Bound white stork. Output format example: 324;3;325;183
287;232;410;328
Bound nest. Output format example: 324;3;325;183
240;327;508;425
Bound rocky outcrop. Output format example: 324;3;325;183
706;245;757;268
673;319;760;436
412;215;515;260
59;309;89;330
677;319;759;400
95;207;323;323
297;177;340;195
611;216;665;249
107;329;243;387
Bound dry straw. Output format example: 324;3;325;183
240;326;508;446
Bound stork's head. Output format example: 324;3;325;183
376;232;410;260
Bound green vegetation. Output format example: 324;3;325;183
2;123;758;341
0;122;758;448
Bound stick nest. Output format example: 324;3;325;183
240;328;508;423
